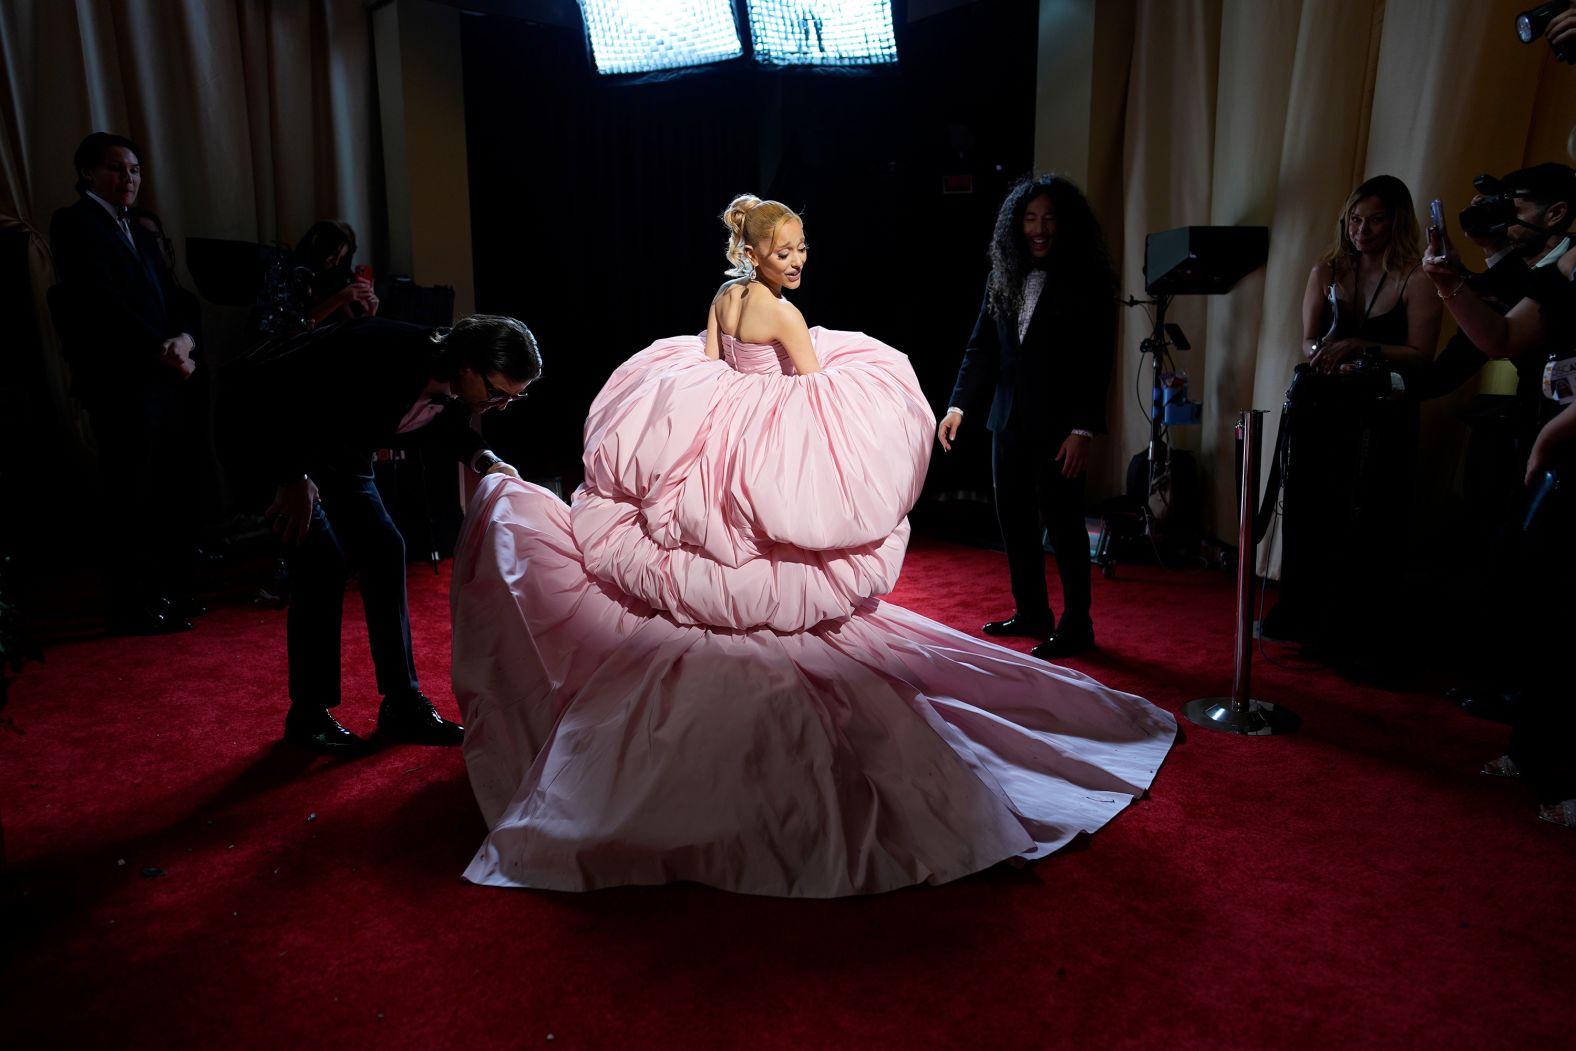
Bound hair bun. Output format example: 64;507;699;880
723;193;762;237
720;194;800;277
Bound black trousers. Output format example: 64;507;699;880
84;376;202;614
1506;471;1576;804
1274;396;1415;653
991;426;1091;628
286;448;419;710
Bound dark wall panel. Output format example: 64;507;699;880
461;2;1039;490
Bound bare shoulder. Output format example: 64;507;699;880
712;278;750;306
1404;264;1442;315
769;295;809;337
1402;264;1434;291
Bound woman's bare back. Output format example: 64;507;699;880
704;279;820;373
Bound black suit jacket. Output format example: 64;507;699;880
49;195;200;396
215;318;485;496
947;272;1116;438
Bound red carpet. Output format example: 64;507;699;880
2;535;1572;1048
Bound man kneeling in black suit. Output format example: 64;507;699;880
217;314;540;754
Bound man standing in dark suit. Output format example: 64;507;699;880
216;314;540;755
938;175;1118;659
50;132;205;635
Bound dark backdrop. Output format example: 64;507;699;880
460;1;1039;499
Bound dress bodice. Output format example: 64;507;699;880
1330;297;1409;347
720;333;797;376
1327;265;1417;348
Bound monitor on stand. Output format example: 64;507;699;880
1121;225;1269;562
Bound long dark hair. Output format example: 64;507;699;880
986;174;1115;319
293;220;357;272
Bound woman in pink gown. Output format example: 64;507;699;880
451;196;1177;897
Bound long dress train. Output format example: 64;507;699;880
451;328;1176;897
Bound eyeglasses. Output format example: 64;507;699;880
482;374;529;404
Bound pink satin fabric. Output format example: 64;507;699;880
452;328;1176;897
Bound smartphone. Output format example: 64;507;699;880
350;264;375;316
1429;198;1444;231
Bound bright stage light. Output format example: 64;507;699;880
578;0;744;76
745;0;897;67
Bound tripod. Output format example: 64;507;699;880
1098;224;1269;576
1136;292;1179;541
1095;294;1183;574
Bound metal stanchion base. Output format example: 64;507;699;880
1182;696;1300;736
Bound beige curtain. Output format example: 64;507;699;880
0;0;380;451
1090;0;1576;575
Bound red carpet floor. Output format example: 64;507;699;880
2;535;1573;1048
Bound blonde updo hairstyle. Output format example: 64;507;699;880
722;194;801;277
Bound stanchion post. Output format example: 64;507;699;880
1182;410;1298;736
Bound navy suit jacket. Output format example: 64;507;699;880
49;195;199;396
947;272;1115;439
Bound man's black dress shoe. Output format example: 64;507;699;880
378;691;464;746
157;594;207;618
284;707;369;756
1456;689;1521;725
107;605;193;636
982;614;1056;639
1031;625;1095;660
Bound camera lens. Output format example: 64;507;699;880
1518;13;1536;42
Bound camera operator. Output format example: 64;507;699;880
1417;169;1575;719
1425;209;1576;828
1416;173;1549;405
1499;163;1574;269
1259;176;1440;675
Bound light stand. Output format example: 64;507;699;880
1121;293;1179;553
1139;293;1172;541
1101;224;1268;576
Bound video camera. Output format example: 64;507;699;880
1460;174;1524;238
1456;170;1572;240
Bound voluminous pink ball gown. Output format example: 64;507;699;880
452;328;1176;897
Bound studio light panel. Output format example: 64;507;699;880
746;0;897;66
578;0;744;75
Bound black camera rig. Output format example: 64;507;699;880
1458;173;1560;239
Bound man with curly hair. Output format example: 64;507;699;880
938;174;1118;659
